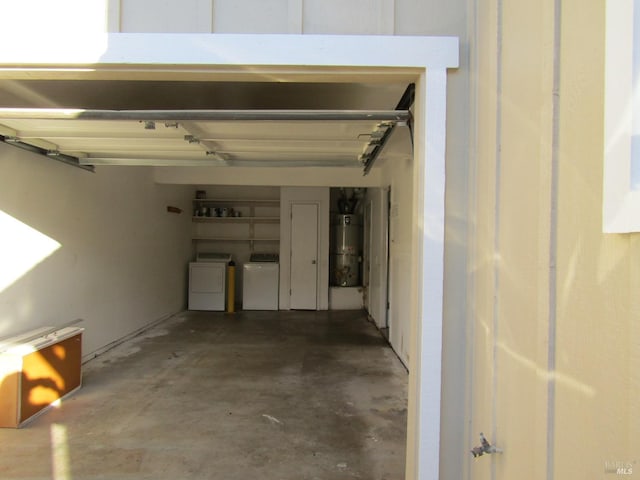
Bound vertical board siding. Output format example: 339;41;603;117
121;0;213;32
213;0;291;33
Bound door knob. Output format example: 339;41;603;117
312;260;317;264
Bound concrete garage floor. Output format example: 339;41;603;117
0;310;408;480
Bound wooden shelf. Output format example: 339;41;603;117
192;197;280;247
192;216;280;223
193;198;280;206
192;236;280;242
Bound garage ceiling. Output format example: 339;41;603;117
0;80;413;174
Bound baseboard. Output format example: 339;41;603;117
81;310;181;364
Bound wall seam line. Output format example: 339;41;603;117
464;0;479;475
546;0;562;478
210;0;215;33
287;0;303;34
491;0;503;479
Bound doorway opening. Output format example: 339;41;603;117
0;33;458;480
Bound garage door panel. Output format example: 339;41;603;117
0;108;409;170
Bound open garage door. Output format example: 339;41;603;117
0;81;413;175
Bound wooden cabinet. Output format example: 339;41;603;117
0;327;83;428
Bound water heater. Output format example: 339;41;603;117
331;214;362;286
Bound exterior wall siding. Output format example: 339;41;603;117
471;0;560;477
112;0;468;36
554;0;640;477
471;0;640;479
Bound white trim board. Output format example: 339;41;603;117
603;0;640;232
0;33;458;71
0;34;458;480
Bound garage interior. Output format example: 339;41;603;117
0;72;419;478
0;310;408;479
0;76;417;352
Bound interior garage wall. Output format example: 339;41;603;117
0;143;193;357
154;166;382;188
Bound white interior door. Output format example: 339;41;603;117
384;187;391;329
363;201;372;311
290;203;318;310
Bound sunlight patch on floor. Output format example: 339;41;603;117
50;423;70;480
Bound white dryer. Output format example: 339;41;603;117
188;253;232;311
243;253;279;310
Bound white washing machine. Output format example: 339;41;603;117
188;253;232;311
243;254;279;311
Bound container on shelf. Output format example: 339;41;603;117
191;198;280;246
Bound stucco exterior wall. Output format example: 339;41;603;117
470;0;640;479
